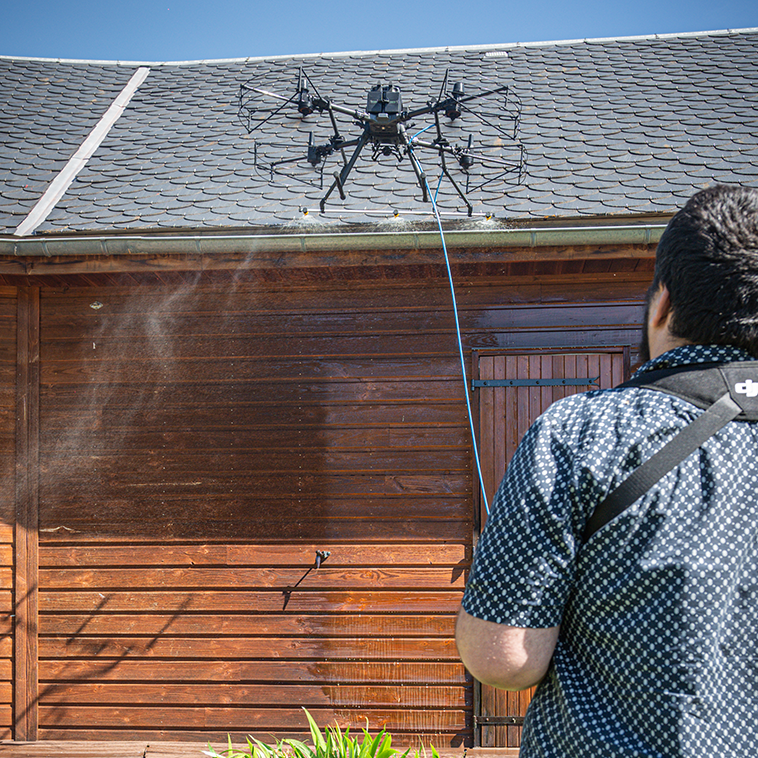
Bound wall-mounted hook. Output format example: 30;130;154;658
315;550;331;569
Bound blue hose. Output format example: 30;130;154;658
407;143;491;514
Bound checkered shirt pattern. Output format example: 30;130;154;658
462;344;758;757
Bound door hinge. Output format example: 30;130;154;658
472;377;599;390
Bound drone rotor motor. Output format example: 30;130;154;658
443;82;465;120
306;133;335;167
297;88;315;117
458;134;475;170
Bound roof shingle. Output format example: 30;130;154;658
1;28;757;236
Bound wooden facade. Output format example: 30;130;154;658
1;244;655;747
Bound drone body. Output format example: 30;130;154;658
366;84;404;140
238;68;524;216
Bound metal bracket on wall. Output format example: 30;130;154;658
472;377;599;390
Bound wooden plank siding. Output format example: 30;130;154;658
35;280;474;744
1;289;17;740
3;259;652;744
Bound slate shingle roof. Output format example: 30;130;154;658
1;28;757;236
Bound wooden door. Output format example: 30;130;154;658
475;350;628;748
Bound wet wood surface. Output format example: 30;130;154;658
2;261;650;744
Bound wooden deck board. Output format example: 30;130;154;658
1;744;520;758
0;743;147;758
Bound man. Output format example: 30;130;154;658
456;184;758;757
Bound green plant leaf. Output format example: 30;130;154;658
304;708;327;754
203;710;438;758
284;737;316;758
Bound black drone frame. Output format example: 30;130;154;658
239;68;524;216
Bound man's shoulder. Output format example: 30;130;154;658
538;385;635;423
543;344;758;426
529;386;645;455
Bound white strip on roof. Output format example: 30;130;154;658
13;66;150;238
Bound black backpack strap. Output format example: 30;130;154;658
581;392;741;542
582;361;758;543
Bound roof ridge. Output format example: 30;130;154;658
1;27;756;67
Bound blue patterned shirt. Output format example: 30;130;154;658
462;344;758;757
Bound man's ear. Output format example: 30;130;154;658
650;284;673;329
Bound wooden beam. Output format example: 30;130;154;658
14;286;39;741
0;242;658;278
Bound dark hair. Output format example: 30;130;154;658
654;184;758;356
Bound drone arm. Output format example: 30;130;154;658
330;136;363;150
410;137;453;152
325;101;368;121
243;83;365;124
410;136;517;170
404;103;438;121
404;83;509;122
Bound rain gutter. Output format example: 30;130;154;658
0;223;667;259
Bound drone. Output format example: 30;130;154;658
238;68;525;216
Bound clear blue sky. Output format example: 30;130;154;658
1;0;757;61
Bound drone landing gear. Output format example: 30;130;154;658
319;127;443;214
319;130;370;212
405;143;429;205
